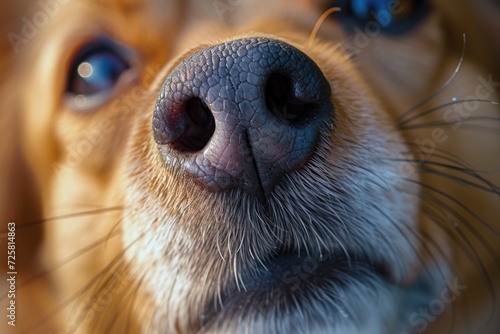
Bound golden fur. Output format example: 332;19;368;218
1;0;499;333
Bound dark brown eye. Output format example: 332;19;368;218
331;0;430;35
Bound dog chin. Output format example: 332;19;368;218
201;250;404;333
205;275;394;333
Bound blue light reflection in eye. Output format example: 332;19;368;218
68;46;130;96
333;0;430;35
351;0;392;23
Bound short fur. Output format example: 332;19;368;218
1;0;499;333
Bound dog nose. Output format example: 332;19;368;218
153;37;333;200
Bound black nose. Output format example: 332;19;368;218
152;37;333;201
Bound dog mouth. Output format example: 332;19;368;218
135;136;420;332
199;246;391;330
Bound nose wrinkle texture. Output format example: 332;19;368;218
153;37;333;196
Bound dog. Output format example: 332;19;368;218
1;0;499;333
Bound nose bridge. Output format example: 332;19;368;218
208;40;311;166
153;37;333;199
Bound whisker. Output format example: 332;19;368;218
418;207;464;332
372;204;449;280
405;180;500;265
6;206;124;230
419;194;498;329
307;7;341;47
407;124;500;134
22;232;145;334
401;187;498;331
406;179;499;236
68;260;129;332
124;274;147;334
397;99;497;127
391;157;500;182
390;159;500;194
397;34;466;123
99;268;144;333
390;140;498;173
0;229;121;301
399;116;500;131
421;197;497;272
419;168;499;194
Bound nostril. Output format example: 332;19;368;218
172;97;215;152
265;73;317;125
154;37;333;197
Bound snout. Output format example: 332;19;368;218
152;37;333;200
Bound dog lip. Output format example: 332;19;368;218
200;250;391;328
242;250;391;295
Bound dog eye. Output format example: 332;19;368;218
66;40;133;109
332;0;430;34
